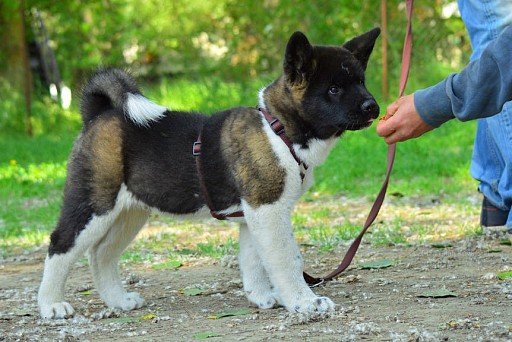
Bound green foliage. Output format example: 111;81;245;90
2;0;471;132
21;0;470;85
143;76;270;112
0;81;81;134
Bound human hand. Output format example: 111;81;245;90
376;94;434;144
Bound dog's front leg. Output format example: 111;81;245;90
242;200;335;314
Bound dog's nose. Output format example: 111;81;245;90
361;99;379;116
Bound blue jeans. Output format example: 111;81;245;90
458;0;512;228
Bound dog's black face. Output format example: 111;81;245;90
284;28;380;139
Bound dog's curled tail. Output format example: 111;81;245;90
80;68;167;126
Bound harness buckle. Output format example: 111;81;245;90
269;119;285;135
192;141;202;156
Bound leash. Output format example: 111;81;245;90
303;0;414;287
193;0;413;283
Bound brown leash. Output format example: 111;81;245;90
303;0;414;287
194;0;413;284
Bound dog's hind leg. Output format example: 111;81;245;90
88;207;149;311
38;210;120;319
239;223;279;309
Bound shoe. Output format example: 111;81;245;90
480;197;511;238
481;197;509;227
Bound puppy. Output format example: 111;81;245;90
38;28;380;318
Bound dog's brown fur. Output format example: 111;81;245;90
222;108;286;207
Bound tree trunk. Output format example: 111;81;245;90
380;0;389;102
0;0;33;135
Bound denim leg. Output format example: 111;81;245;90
459;0;512;228
486;102;512;227
458;0;512;60
471;103;512;222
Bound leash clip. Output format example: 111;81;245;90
308;278;325;288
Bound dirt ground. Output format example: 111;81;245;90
1;235;511;341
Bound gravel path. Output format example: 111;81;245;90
1;235;511;341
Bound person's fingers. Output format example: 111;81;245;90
377;97;404;137
384;130;403;145
385;100;400;119
384;116;434;145
376;118;396;137
377;109;403;137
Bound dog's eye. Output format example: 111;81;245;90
328;86;341;95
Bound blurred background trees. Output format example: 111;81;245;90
0;0;470;134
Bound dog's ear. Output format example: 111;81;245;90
284;31;313;85
343;27;380;70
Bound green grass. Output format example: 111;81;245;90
0;75;479;257
0;133;76;253
314;120;477;198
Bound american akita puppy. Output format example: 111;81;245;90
38;28;380;319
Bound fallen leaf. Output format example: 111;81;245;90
152;260;182;270
359;259;394;269
497;271;512;280
208;308;252;319
487;248;502;253
417;288;458;298
140;313;157;321
194;331;221;340
79;290;92;296
183;288;205;296
499;239;511;246
13;309;32;317
431;242;453;249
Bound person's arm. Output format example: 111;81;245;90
377;25;512;144
416;25;512;126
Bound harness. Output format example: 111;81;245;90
192;108;307;220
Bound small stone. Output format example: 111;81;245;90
481;273;497;280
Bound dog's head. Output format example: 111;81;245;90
282;28;380;139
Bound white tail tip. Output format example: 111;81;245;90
125;93;167;126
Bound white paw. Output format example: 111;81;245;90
108;292;145;311
246;289;278;309
288;296;335;314
39;301;75;319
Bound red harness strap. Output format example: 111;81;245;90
193;108;306;220
259;108;308;180
193;135;244;220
